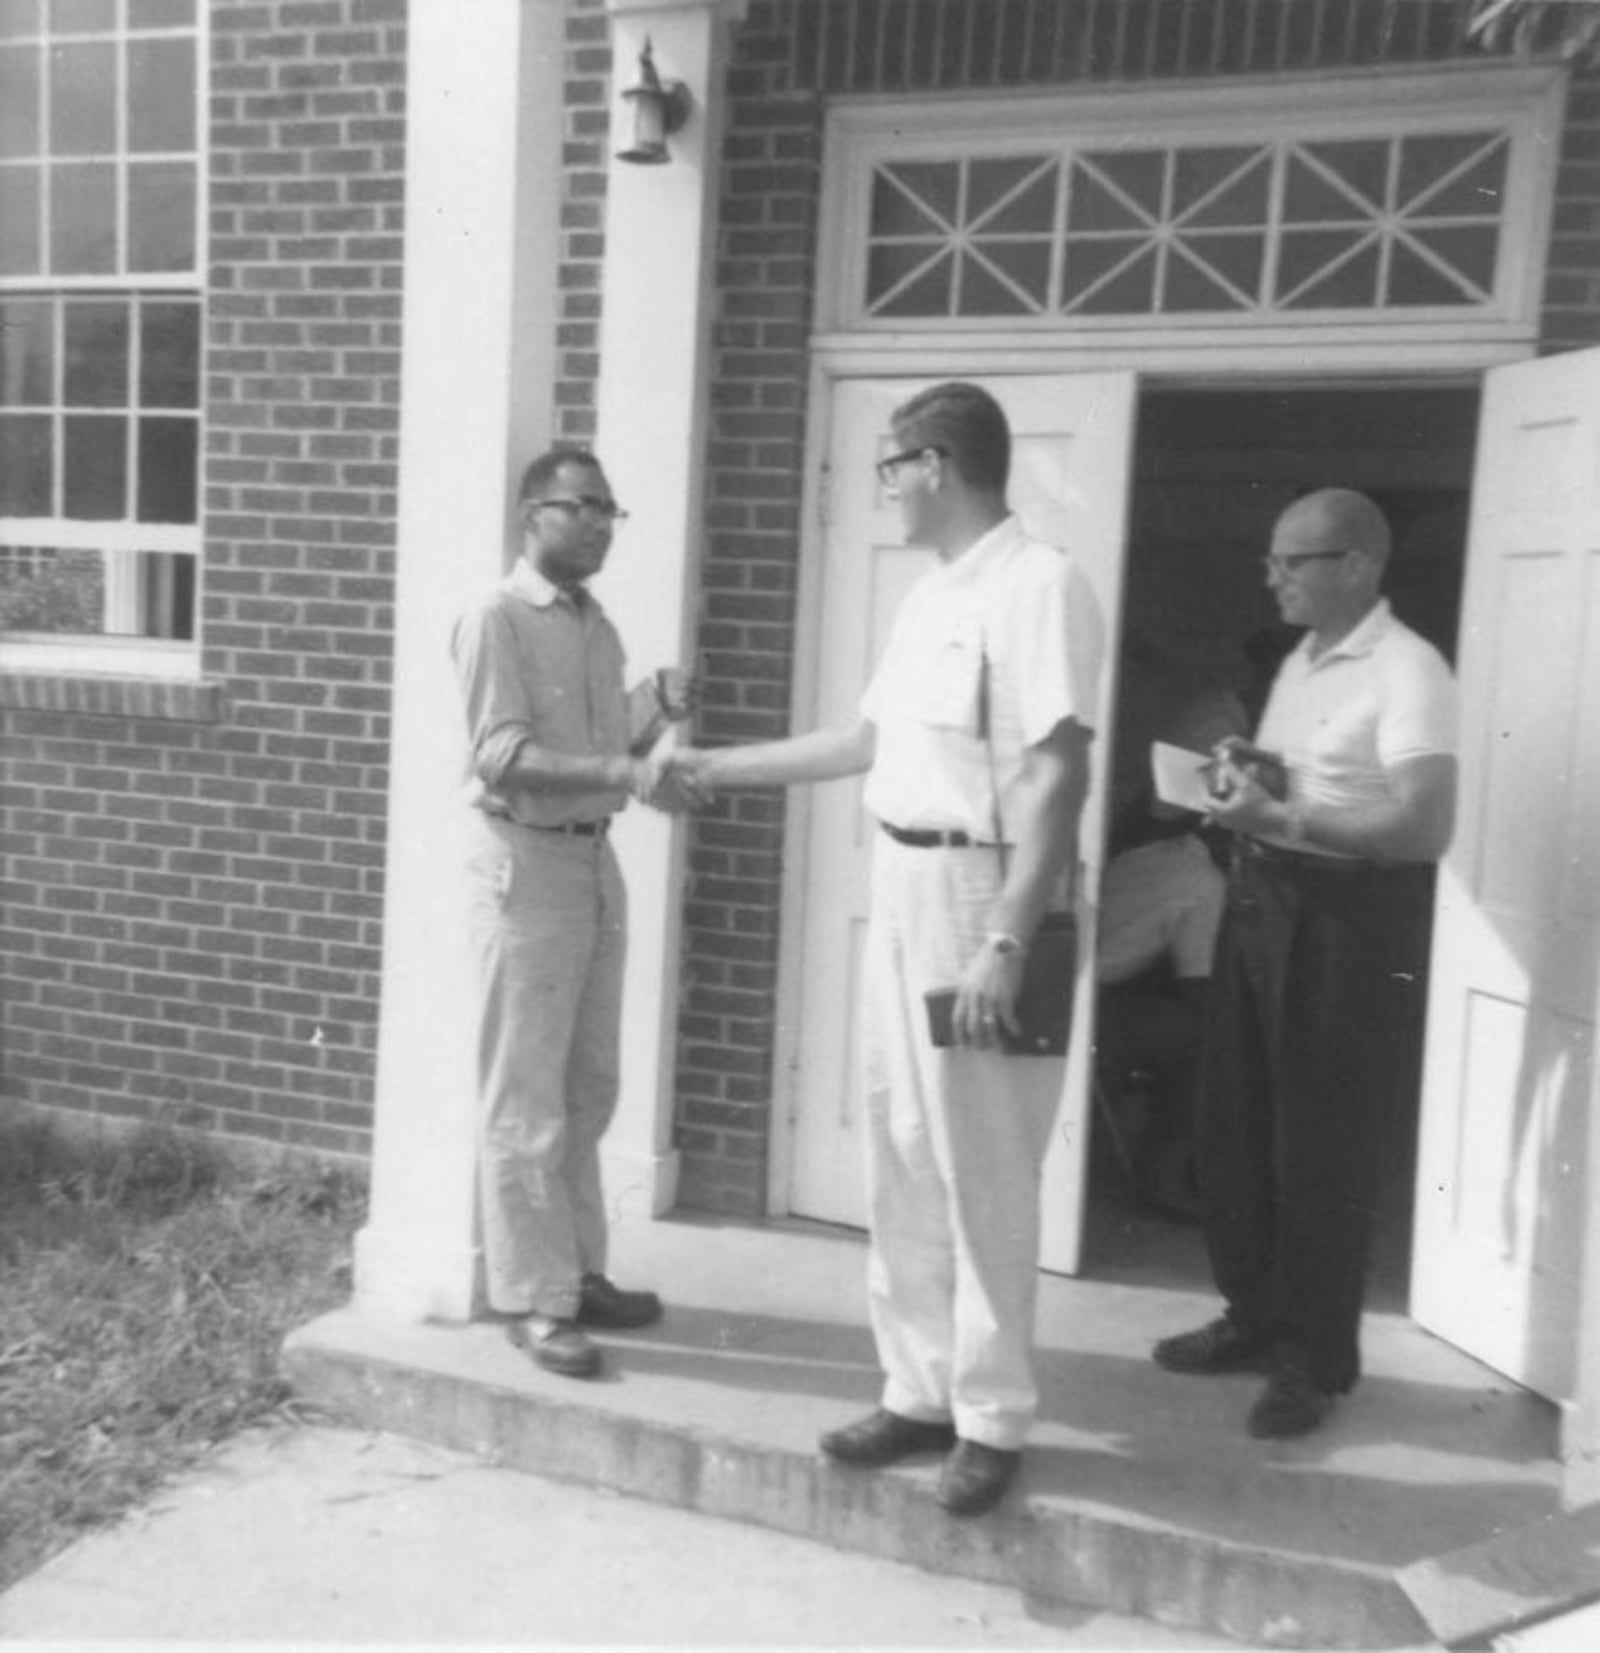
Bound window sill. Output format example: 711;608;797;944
0;670;225;723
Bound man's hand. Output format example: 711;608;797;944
952;938;1025;1051
654;667;698;724
628;752;705;814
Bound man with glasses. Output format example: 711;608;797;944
451;447;698;1380
1153;488;1457;1438
669;383;1103;1515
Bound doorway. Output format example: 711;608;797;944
1082;381;1481;1304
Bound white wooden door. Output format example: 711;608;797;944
1412;347;1600;1399
785;373;1136;1273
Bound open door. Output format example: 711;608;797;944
1412;347;1600;1398
785;372;1136;1274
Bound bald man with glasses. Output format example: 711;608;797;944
1153;488;1457;1439
451;446;698;1381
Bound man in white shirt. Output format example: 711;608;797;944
672;383;1102;1516
1152;488;1457;1439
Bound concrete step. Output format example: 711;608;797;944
283;1213;1562;1650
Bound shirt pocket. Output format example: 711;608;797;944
903;619;984;733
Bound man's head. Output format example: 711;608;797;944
878;382;1011;552
515;447;625;587
1265;488;1390;638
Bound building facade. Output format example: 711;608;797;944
5;0;1600;1489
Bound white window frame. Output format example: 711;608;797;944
0;0;207;682
814;63;1565;372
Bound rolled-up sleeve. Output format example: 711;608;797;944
452;599;535;787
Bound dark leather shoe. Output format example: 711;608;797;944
577;1273;663;1330
1153;1316;1271;1375
936;1440;1020;1517
1247;1359;1336;1439
505;1313;601;1379
819;1408;956;1466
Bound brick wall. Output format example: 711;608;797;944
648;1;1600;1215
0;0;407;1158
1546;63;1600;350
555;0;612;446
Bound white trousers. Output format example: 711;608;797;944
861;836;1065;1450
464;814;626;1319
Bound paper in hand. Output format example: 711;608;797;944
1150;741;1216;814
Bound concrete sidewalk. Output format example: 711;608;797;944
278;1209;1564;1650
0;1424;1234;1647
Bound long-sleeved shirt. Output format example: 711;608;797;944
451;557;657;827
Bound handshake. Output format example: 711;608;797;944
621;668;722;815
623;746;721;815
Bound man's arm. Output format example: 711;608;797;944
956;717;1093;1047
673;721;877;789
1207;752;1456;864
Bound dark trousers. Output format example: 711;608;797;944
1196;848;1431;1391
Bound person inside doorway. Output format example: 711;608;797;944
1152;487;1457;1438
1095;689;1244;1218
451;447;699;1381
669;382;1103;1518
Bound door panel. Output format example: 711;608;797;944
786;373;1136;1273
1412;347;1600;1399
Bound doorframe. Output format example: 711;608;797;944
770;339;1530;1229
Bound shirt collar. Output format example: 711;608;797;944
941;514;1026;584
508;553;587;612
1294;596;1393;670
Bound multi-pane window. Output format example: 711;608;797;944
863;129;1512;322
0;0;202;659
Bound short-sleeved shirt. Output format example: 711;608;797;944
1096;834;1225;984
1256;597;1457;857
451;558;631;827
860;514;1104;841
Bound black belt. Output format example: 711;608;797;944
1238;838;1373;874
532;818;612;840
879;821;1002;850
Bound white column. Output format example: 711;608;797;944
353;0;564;1322
593;0;745;1217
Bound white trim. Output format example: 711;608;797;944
815;61;1565;352
0;633;200;678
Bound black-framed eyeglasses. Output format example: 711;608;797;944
875;445;945;488
530;495;629;524
1263;548;1351;576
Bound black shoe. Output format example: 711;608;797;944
1152;1316;1271;1375
936;1440;1020;1517
504;1313;602;1379
577;1273;663;1330
819;1408;956;1467
1247;1358;1336;1439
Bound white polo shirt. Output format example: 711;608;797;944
1256;598;1456;856
860;515;1104;841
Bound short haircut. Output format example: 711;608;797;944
518;446;602;503
1281;488;1393;566
890;381;1010;493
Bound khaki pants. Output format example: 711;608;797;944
465;814;626;1318
862;836;1066;1450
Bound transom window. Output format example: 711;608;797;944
0;0;202;669
825;71;1559;342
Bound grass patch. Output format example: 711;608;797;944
0;1114;366;1592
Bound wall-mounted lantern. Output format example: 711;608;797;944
616;38;692;165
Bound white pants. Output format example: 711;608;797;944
861;836;1065;1450
465;814;626;1319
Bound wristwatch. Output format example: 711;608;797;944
984;931;1027;957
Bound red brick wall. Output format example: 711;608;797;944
0;0;407;1157
660;2;1600;1215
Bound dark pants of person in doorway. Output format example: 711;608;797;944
1196;846;1431;1394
